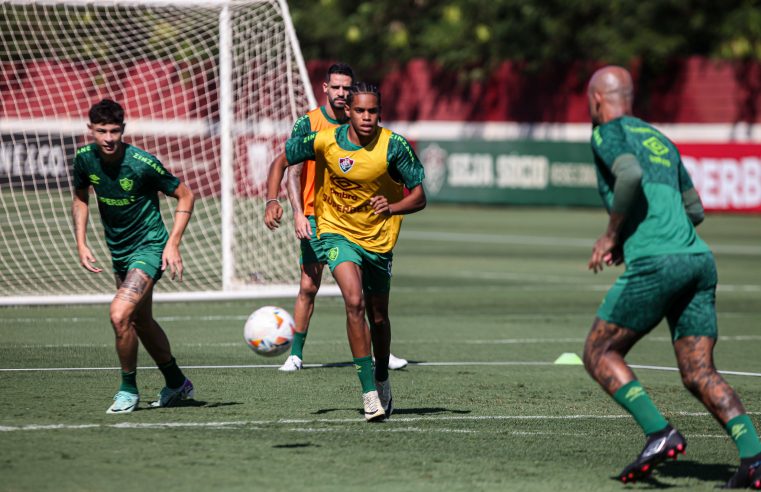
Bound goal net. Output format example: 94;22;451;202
0;0;329;304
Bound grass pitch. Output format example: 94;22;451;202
1;204;760;491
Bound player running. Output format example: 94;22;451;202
266;82;426;421
71;99;195;414
264;64;408;372
583;66;761;488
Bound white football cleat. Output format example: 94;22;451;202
388;353;408;370
278;355;303;372
106;391;139;414
362;390;386;422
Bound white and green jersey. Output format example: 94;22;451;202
72;143;179;260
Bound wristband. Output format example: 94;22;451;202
265;198;279;206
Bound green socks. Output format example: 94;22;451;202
726;414;761;458
119;370;138;394
613;380;669;435
158;357;186;389
291;331;307;359
353;355;375;393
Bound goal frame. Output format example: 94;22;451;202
0;0;344;305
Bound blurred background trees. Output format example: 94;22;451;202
289;0;761;81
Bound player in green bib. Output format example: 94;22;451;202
71;99;196;414
267;82;426;422
582;66;761;488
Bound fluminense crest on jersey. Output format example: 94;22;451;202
119;177;134;191
338;157;354;173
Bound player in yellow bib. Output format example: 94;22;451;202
264;64;409;372
267;82;426;421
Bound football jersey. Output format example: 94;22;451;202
591;116;709;262
72;143;179;260
286;125;425;253
290;106;343;216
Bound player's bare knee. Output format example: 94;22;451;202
109;313;132;337
678;365;713;393
343;295;365;319
369;316;389;331
298;284;318;301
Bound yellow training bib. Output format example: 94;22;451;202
313;127;404;253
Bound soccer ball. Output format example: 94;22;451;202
243;306;295;357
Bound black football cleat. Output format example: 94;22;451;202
723;453;761;489
618;425;686;484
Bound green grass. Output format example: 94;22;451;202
2;204;761;491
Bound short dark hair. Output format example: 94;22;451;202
325;63;354;82
88;99;124;125
347;82;381;108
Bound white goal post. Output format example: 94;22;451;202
0;0;340;304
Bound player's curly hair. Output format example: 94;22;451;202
347;82;381;109
89;99;124;126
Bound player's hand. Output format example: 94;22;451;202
162;244;183;281
588;233;617;273
293;214;312;240
78;245;103;273
264;201;283;230
370;195;391;216
604;246;624;267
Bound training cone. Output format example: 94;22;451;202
554;352;583;365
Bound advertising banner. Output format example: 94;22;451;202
417;140;599;206
679;144;761;213
0;134;77;189
418;139;761;213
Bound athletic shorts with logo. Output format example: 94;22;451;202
300;215;327;265
111;244;165;281
320;233;393;294
597;252;717;340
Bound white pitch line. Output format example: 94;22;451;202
3;412;758;433
403;230;761;256
2;361;761;377
5;334;761;349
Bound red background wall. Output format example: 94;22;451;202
308;57;761;124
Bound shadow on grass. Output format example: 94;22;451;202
311;407;471;417
609;460;734;488
273;442;321;449
656;459;734;484
392;407;471;416
141;400;243;410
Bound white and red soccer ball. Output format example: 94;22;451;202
243;306;295;357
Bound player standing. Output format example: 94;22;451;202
267;82;426;421
582;66;761;488
265;64;408;372
71;99;195;414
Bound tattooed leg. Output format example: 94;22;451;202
583;317;644;395
674;336;745;425
110;269;155;371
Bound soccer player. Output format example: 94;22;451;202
266;82;426;421
582;66;761;488
264;64;408;372
71;99;196;414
